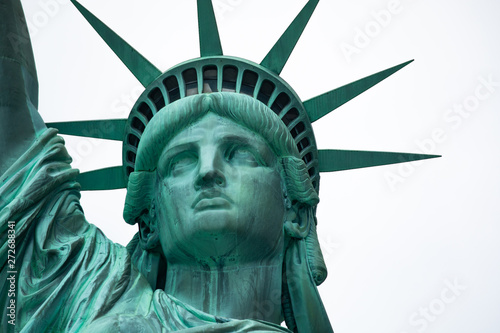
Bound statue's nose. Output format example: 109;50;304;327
194;149;226;189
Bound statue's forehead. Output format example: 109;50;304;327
166;113;270;150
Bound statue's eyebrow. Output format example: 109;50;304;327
163;142;196;154
218;135;253;146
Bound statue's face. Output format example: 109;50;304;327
155;113;286;266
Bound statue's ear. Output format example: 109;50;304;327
138;203;160;251
283;200;310;239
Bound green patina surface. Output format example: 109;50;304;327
0;0;440;332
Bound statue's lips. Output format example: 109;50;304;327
192;191;233;212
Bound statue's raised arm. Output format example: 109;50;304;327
0;0;46;176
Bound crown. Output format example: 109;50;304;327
46;0;439;192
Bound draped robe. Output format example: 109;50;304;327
0;128;290;332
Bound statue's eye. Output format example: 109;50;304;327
226;146;261;167
169;152;198;176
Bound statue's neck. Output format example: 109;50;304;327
164;261;283;324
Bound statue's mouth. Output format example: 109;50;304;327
192;190;233;212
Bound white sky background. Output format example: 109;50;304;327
19;0;500;332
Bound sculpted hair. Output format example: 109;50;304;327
134;92;299;173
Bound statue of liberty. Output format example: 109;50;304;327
0;0;438;331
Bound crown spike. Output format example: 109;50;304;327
46;119;127;141
197;0;223;57
318;149;440;172
260;0;320;74
305;60;414;122
77;166;127;191
70;0;161;87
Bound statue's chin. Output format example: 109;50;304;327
160;207;285;267
189;209;243;238
163;221;284;268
